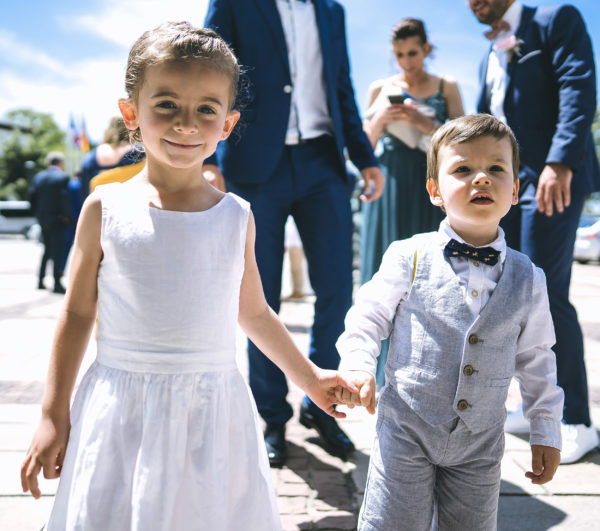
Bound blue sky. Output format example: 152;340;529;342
1;0;598;142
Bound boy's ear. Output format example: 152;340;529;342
426;178;444;206
221;111;240;140
512;178;520;205
119;99;138;130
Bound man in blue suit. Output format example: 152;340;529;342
204;0;384;465
469;0;600;463
29;151;72;294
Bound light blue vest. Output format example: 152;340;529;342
386;233;534;433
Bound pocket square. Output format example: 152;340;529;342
517;49;542;64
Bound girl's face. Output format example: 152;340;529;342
392;36;430;77
120;60;239;171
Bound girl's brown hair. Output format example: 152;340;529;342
124;21;240;144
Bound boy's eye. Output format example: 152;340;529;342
490;165;504;172
156;101;176;109
198;105;216;115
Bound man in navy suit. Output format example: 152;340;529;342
29;151;72;294
204;0;384;465
469;0;600;463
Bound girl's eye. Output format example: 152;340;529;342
156;101;176;109
455;166;470;173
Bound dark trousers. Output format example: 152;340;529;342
228;136;354;424
501;181;590;425
39;224;66;286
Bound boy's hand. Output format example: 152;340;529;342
525;445;560;484
336;371;377;415
305;369;359;419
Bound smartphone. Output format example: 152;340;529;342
388;94;406;104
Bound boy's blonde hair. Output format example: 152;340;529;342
427;114;520;184
124;21;240;145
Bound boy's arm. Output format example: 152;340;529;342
21;195;103;498
238;212;357;417
514;265;564;451
336;240;413;377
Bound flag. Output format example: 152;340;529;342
80;116;90;152
69;114;80;148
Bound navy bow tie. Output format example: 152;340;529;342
444;239;500;266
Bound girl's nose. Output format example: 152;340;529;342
174;111;198;133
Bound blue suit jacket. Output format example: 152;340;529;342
29;166;71;227
204;0;377;184
476;4;600;197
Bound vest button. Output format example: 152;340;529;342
473;261;480;267
463;365;474;376
468;334;479;345
283;84;293;94
471;289;479;298
457;399;469;411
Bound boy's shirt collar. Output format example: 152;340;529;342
438;218;507;265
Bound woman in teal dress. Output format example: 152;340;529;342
360;18;464;283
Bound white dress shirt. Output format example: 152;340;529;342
337;218;563;441
276;0;333;143
485;1;523;123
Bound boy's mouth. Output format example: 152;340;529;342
471;193;493;205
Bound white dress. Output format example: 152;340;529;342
46;183;281;531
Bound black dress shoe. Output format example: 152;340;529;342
299;402;355;458
53;283;66;294
264;423;287;467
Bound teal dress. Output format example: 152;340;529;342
360;86;448;284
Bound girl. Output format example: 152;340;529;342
21;22;356;531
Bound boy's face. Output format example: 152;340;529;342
427;135;519;246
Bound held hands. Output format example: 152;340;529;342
305;369;361;419
536;163;573;216
21;414;70;498
335;371;377;415
525;445;560;485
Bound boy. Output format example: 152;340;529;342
337;114;563;530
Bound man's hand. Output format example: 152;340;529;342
202;164;226;192
360;167;385;202
525;444;560;485
536;163;573;216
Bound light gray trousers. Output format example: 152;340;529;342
359;386;504;531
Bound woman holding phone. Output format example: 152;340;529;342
359;18;464;282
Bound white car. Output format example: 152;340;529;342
0;201;37;238
574;215;600;264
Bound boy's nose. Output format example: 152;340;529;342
472;171;491;185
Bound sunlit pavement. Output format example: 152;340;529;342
1;236;599;530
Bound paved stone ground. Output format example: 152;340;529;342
1;237;600;530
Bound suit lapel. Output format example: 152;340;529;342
477;45;492;112
253;0;290;73
313;0;333;89
505;6;535;99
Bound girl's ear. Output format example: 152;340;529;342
220;110;241;140
119;99;138;130
426;178;444;206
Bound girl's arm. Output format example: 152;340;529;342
21;194;103;498
363;80;392;148
238;212;356;417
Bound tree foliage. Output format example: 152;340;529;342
0;109;65;200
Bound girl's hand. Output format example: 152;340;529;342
21;414;70;498
336;371;377;415
305;369;359;419
525;445;560;484
373;101;408;126
394;99;436;133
